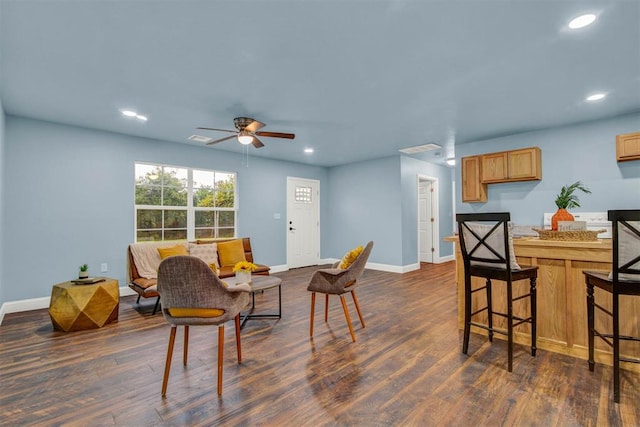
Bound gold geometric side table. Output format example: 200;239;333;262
48;278;119;332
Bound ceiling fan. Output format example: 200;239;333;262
197;117;295;148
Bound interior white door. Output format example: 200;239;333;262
286;177;320;268
419;180;434;263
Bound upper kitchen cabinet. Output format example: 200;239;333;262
462;155;487;203
616;131;640;162
481;147;542;183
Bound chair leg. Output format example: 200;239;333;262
587;283;595;371
340;295;356;342
507;280;514;372
530;277;537;357
486;279;493;342
183;325;189;366
310;292;316;337
351;290;365;328
324;294;329;323
161;325;177;397
152;297;161;315
462;277;472;354
136;294;141;304
217;324;225;396
235;314;242;363
613;293;620;403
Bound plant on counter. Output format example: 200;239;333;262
232;261;257;272
79;264;89;272
552;181;591;230
555;181;591;209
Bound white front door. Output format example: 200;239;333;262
286;177;320;268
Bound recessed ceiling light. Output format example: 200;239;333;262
304;147;314;154
568;14;596;29
136;114;148;121
121;109;137;117
586;93;606;102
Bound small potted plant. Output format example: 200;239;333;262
79;264;89;279
552;181;591;230
233;261;257;284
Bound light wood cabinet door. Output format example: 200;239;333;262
462;156;487;203
507;147;542;181
481;152;508;183
616;131;640;162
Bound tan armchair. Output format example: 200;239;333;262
157;255;250;396
307;241;374;342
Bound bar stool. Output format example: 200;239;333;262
583;209;640;403
456;212;538;372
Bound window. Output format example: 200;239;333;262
134;163;236;242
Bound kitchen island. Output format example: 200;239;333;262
446;236;640;372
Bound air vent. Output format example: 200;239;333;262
189;135;214;143
399;143;442;154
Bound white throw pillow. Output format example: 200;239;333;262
188;242;219;269
462;221;521;271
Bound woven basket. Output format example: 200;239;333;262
533;228;605;241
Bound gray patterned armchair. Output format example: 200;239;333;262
157;255;250;396
307;241;374;342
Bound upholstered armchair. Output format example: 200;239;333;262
308;241;374;342
157;255;250;396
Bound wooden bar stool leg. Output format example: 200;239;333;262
462;277;472;354
340;295;356;342
486;278;493;342
217;325;224;396
324;294;329;322
183;325;189;365
507;280;514;372
613;293;620;403
586;282;595;371
310;292;316;337
162;326;177;397
530;278;537;356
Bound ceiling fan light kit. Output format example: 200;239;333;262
197;117;295;149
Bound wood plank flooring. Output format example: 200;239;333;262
1;262;638;426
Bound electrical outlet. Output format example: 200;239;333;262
101;263;108;272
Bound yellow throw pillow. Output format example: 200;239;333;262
217;239;247;267
157;244;189;259
339;245;363;269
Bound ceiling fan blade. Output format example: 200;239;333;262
252;136;265;148
197;127;237;134
255;131;295;139
206;135;237;145
245;120;266;132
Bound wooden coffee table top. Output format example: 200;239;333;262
226;275;282;292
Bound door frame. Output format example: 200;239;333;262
417;174;440;264
286;176;321;268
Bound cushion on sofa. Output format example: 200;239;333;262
158;244;189;259
188;242;219;269
130;241;187;279
217;239;247;267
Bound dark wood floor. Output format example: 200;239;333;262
1;262;638;426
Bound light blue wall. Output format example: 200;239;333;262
400;155;455;263
326;156;403;266
3;116;327;301
455;113;640;225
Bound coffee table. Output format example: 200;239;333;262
227;275;282;328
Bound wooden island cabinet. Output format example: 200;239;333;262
446;236;640;373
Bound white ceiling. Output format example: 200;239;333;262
1;0;639;167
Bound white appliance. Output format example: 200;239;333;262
543;212;611;238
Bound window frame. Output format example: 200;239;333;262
134;162;237;242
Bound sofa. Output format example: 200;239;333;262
127;237;270;313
